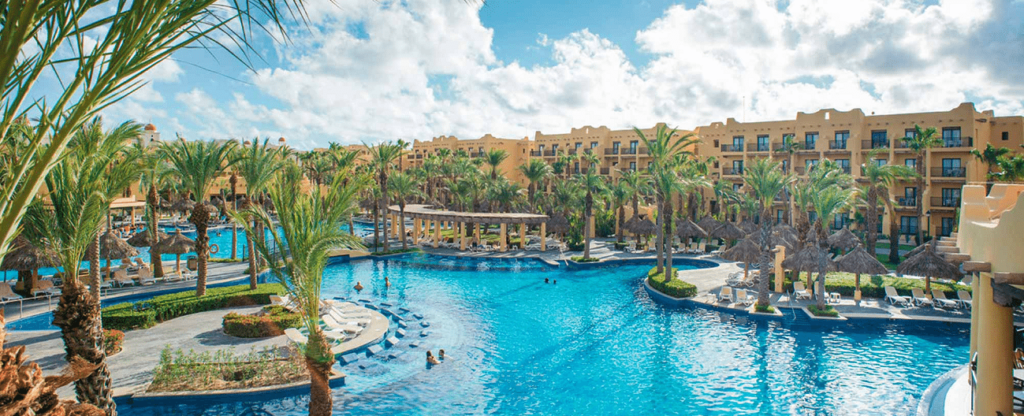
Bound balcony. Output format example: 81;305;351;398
931;167;966;178
600;167;610;175
897;197;917;207
747;143;771;152
722;167;744;176
828;141;849;150
941;137;973;148
794;166;806;175
639;147;649;155
798;143;817;153
839;166;851;174
721;144;743;152
621;148;639;155
415;154;423;159
861;140;890;150
930;197;961;208
604;148;620;155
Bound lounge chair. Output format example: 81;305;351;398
0;283;23;302
181;268;197;281
958;290;972;309
793;281;812;300
884;286;910;306
735;289;755;306
932;290;959;308
329;308;370;321
133;257;149;269
112;269;135;287
718;286;734;303
30;280;60;297
911;288;933;307
327;310;370;326
697;241;707;254
136;267;155;285
271;295;298;311
687;242;699;254
323;315;365;334
284;328;307;344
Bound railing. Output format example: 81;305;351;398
828;141;848;150
621;148;639;155
932;167;966;178
931;197;961;208
638;147;649;155
721;144;743;152
722;167;743;176
898;197;917;207
861;140;889;150
747;143;771;152
604;148;620;155
794;166;806;175
936;226;954;237
942;137;972;148
801;142;817;151
839;166;851;174
415;154;423;159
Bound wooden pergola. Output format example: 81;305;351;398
386;204;550;252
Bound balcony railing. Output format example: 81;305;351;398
801;142;817;151
932;167;966;178
722;167;743;176
861;140;890;150
721;144;743;152
941;137;973;148
828;141;848;150
621;148;639;155
897;197;917;207
604;148;620;155
638;147;649;155
416;154;423;159
931;197;961;208
600;167;610;175
839;166;851;174
747;143;771;152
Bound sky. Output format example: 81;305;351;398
82;0;1024;150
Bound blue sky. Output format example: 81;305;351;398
86;0;1024;150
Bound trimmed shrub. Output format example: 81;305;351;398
102;283;286;331
570;256;600;263
780;272;969;299
755;304;775;314
808;305;839;317
222;306;301;338
647;268;698;298
103;329;125;355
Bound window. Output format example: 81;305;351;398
776;210;784;224
905;129;917;139
941;188;961;207
900;216;919;235
904;159;916;168
834;131;849;149
805;132;819;149
875;159;888;167
590;141;599;149
783;133;795;145
538;145;544;154
940;218;955;237
781;160;789;173
903;187;917;206
1003;132;1009;141
574;162;580;174
877;215;884;234
478;146;484;154
575;142;583;151
732;160;744;174
733;136;745;149
647;161;653;170
833;214;849;230
835;159;850;173
942;127;962;147
612;142;620;154
941;158;963;177
806;159;819;171
871;130;888;148
629;161;636;171
757;135;770;151
629;140;638;154
552;144;559;153
733;183;743;192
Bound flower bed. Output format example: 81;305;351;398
103;329;125;356
647;268;697;298
102;283;286;331
222;306;301;338
148;346;307;393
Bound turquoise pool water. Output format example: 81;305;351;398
114;254;968;415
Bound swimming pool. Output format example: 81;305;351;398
115;254;968;415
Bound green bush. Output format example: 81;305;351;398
103;329;125;355
780;272;969;299
570;256;600;263
647;268;697;298
102;283;286;331
808;305;839;317
613;241;628;251
755;304;775;314
222;306;301;338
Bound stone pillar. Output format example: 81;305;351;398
460;222;467;251
974;271;1013;416
433;219;441;248
131;207;136;227
519;223;526;250
474;223;481;245
970;272;980;358
540;223;547;252
774;245;785;293
499;223;507;252
413;218;420;244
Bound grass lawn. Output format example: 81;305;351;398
875;242;916;251
876;254;899;270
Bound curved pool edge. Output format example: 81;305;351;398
916;363;969;416
121;371;346;406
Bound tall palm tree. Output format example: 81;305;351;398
774;134;802;225
742;158;795;307
635;125;698;274
609;181;631;244
576;171;607;259
484;148;509;181
389;172;421;250
26;119;141;414
234;139;287;289
900;125;940;245
971;143;1012;181
134;141;170;278
367;142;404;252
808;186;853;309
161;138;238;296
518;158;552;207
234;164;365;416
994;154;1024;182
859;151;917;256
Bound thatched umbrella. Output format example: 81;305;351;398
89;231;139;280
897;242;962;296
827;228;861;253
627;218;658;249
738;219;757;234
836;244;889;301
675;219;706;241
546;213;570;235
721;237;762;280
697;216;722;236
154;229;195;271
905;243;927;259
170;198;195;213
126;230;169;247
769;230;798;253
782;245;836;297
712;221;746;247
623;215;642;241
1;236;59;289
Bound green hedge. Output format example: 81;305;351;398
755;304;775;314
647;268;698;298
102;283;286;331
222;306;301;338
807;305;839;317
570;256;600;263
780;272;969;299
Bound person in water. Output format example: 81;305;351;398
439;349;446;361
385;277;391;288
553;280;557;284
544;278;549;284
426;351;440;365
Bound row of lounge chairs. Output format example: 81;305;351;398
718;287;757;306
279;296;372;345
885;286;971;309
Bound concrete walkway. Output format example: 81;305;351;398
5;305;290;399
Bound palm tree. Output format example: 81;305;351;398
576;171;607;259
25;119;141;414
484;149;509;181
774;134;802;225
900;125;940;245
635;125;699;274
389;172;422;250
994;155;1024;182
742;158;795;307
971;143;1012;182
618;169;651;222
234;165;365;416
161;138;238;296
135;141;170;278
518;158;551;207
367;142;404;252
609;181;631;244
808;186;853;309
859;151;917;256
234;139;287;289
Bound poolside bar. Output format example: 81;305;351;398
388;204;549;252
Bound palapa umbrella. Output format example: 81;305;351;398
629;218;658;236
836;244;889;301
905;243;927;259
896;242;962;296
720;237;762;280
712;221;746;247
782;245;836;298
827;228;861;253
89;231;139;280
154;229;195;271
697;216;722;236
126;230;169;247
1;235;59;289
675;219;706;241
769;229;798;253
738;219;757;234
546;213;570;235
158;197;172;210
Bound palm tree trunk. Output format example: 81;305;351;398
52;281;116;415
655;195;664;273
147;185;164;278
247;224;257;290
348;214;355;237
305;331;335;416
89;232;101;300
380;173;391;253
915;154;925;245
884;193;900;265
865;187;879;254
190;206;210;297
756;205;772;307
372;205;379;253
664;200;674;282
816;227;829;309
617;206;625;243
400;206;407;250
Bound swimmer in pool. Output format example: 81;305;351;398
439;349;447;361
427;351;440;365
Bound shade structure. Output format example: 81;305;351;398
675;219;706;240
720;237;762;280
158;198;172;210
126;230;170;247
1;236;59;271
905;243;927;259
712;221;746;240
774;223;798;238
697;216;722;235
154;229;195;271
836;244;890;301
623;215;643;232
769;229;798;253
897;242;962;294
94;232;139;261
171;199;195;212
781;246;836;273
546;213;570;234
827;228;861;252
628;218;658;236
738;220;757;234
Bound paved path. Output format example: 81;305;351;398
5;305;289;399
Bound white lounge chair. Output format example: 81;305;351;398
911;288;933;307
884;286;910;306
958;290;972;309
0;283;23;302
327;310;370;326
932;290;959;309
137;267;156;285
793;281;812;300
271;295;299;311
113;269;135;287
735;289;755;306
323;315;365;334
284;328;307;344
30;280;60;297
718;286;734;303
